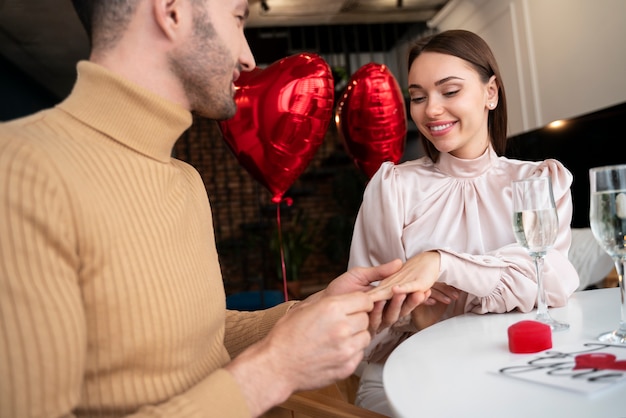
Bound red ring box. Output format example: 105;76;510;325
507;320;552;353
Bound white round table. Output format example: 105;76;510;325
383;287;626;418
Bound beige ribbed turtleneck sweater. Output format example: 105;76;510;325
0;61;293;418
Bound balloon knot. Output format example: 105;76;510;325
271;196;293;206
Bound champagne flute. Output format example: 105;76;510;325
589;164;626;344
512;176;570;331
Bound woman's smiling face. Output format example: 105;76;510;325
408;51;497;160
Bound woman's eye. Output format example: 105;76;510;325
443;89;460;97
410;96;426;103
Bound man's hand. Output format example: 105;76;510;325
321;258;404;297
313;259;431;334
226;291;376;416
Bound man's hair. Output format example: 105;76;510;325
71;0;138;50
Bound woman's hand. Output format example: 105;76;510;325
411;282;459;330
367;251;441;302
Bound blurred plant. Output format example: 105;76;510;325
270;209;321;282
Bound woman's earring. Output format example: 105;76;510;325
488;102;496;109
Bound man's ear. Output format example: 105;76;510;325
153;0;182;40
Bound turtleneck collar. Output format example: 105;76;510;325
435;146;497;179
58;61;193;163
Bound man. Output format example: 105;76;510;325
0;1;431;416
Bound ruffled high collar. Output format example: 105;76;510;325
435;146;497;179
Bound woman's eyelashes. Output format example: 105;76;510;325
410;88;460;104
443;88;460;97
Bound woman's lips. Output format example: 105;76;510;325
427;121;456;136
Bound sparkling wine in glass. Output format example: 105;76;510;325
589;164;626;344
512;176;570;331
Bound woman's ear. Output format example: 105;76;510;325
486;75;499;107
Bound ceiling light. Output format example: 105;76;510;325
547;120;566;129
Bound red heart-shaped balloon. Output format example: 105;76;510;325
219;53;334;203
335;63;407;179
574;353;626;371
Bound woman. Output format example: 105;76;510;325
349;29;580;415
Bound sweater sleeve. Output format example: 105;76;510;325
1;133;87;417
127;370;250;417
223;302;295;359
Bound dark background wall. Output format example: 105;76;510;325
0;54;60;121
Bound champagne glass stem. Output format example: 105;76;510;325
614;258;626;334
533;254;569;331
598;258;626;343
534;255;550;321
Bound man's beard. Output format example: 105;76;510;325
168;6;237;120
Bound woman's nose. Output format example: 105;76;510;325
424;98;443;118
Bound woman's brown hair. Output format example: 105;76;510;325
408;29;508;162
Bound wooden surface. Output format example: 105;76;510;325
603;267;619;288
261;376;388;418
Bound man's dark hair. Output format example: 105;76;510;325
71;0;94;39
70;0;137;49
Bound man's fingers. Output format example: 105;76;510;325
366;284;394;302
374;258;403;276
335;291;376;316
368;300;386;334
380;293;406;329
360;259;403;285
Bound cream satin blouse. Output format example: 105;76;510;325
349;146;580;334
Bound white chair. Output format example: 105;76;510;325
569;228;614;290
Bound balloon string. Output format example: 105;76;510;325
276;203;288;302
276;197;293;302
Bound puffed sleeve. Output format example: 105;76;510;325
439;159;580;314
348;163;416;362
348;162;406;269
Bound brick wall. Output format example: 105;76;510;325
174;117;367;297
